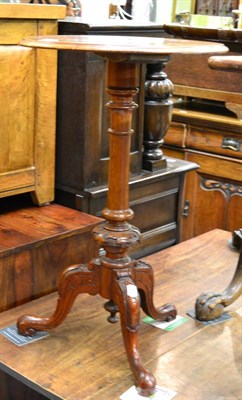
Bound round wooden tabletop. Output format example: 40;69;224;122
19;35;228;61
208;55;242;72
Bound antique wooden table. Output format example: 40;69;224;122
16;35;227;397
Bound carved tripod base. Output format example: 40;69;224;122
17;254;176;397
195;230;242;321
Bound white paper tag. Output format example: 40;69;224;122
127;284;138;298
235;307;242;317
143;315;188;331
120;385;176;400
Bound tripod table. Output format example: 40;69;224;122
17;35;227;397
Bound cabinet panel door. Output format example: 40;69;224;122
0;20;36;45
181;152;242;240
0;46;35;173
226;191;242;232
0;46;35;195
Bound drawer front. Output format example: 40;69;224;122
187;126;242;159
164;122;187;148
186;151;242;183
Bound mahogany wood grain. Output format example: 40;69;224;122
0;229;241;400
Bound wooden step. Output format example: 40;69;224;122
0;202;102;312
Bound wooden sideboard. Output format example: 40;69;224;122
0;3;66;205
163;46;242;241
55;20;197;258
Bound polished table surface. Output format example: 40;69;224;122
0;229;241;400
19;35;228;57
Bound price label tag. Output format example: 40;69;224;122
143;315;188;331
0;324;49;346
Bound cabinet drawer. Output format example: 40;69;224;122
187;126;242;159
164;122;187;147
186;151;242;183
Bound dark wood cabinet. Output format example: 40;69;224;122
163;99;242;241
161;25;242;242
55;49;142;190
55;20;196;257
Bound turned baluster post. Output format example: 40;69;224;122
142;61;174;171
